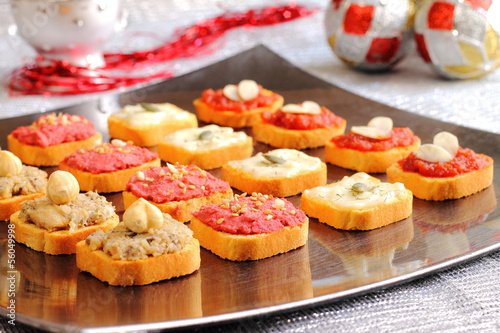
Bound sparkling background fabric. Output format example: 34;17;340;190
1;0;500;332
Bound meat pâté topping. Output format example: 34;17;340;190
11;113;96;148
0;150;47;199
85;198;193;260
192;192;307;235
126;163;230;203
62;139;158;174
0;166;47;200
19;191;115;232
18;170;115;232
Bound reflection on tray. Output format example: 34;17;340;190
1;243;79;322
414;186;497;263
310;218;414;295
76;270;202;326
0;241;203;327
199;245;312;316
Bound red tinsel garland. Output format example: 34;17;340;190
8;3;314;97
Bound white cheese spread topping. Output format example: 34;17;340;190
227;148;322;178
162;124;248;151
113;103;192;127
303;172;408;209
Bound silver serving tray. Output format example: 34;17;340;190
1;45;499;332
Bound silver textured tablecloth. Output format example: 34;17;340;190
1;0;500;332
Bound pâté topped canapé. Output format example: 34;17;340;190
61;140;158;174
192;192;306;235
7;113;102;166
10;113;96;147
125;164;231;203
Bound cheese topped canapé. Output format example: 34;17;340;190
162;124;248;151
113;103;194;128
304;172;408;209
226;149;323;178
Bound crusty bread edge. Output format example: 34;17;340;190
252;120;346;149
193;89;284;128
386;159;494;201
190;217;308;261
158;136;253;170
10;211;119;255
221;162;327;197
0;192;45;221
122;188;234;222
76;238;200;286
7;132;102;166
300;189;413;230
108;112;198;147
59;158;161;193
324;138;421;173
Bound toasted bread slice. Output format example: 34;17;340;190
10;211;119;255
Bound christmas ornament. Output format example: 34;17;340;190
11;0;127;68
325;0;417;71
9;3;315;96
414;0;500;79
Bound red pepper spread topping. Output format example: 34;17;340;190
261;107;344;130
399;147;491;178
62;142;158;174
11;113;96;148
192;193;306;235
331;127;418;152
201;86;281;112
126;164;230;203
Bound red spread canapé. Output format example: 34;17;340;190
331;127;418;152
201;86;281;112
62;142;158;174
261;107;344;130
126;165;230;203
11;113;96;148
399;148;492;178
192;193;306;235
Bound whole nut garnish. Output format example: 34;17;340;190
47;170;80;205
237;80;259;101
351;116;393;139
433;131;459;158
0;150;23;177
123;198;164;233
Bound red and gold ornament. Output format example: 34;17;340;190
325;0;418;71
414;0;500;79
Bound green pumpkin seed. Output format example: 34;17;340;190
198;130;212;140
263;154;286;164
351;182;369;193
140;103;161;112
